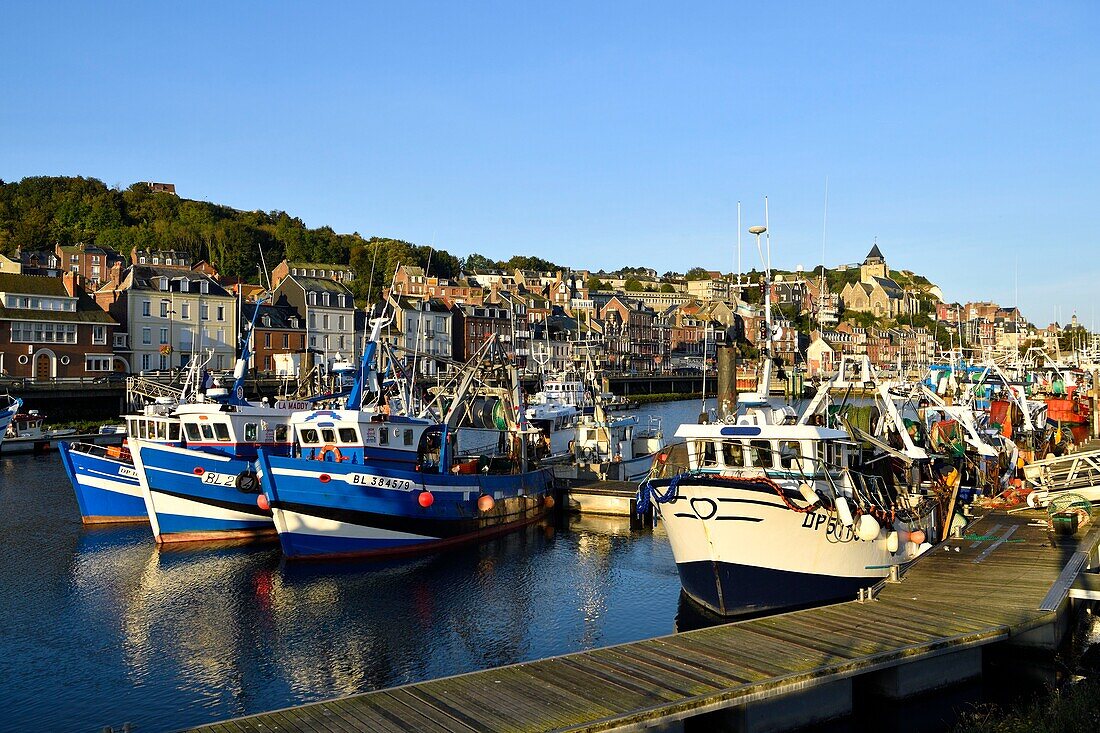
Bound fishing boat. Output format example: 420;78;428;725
639;221;943;617
59;403;181;524
565;406;664;482
129;302;299;543
256;318;555;560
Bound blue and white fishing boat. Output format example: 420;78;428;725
257;317;555;560
129;302;299;543
59;404;181;524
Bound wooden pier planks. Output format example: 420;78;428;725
184;509;1099;733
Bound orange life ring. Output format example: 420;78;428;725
318;444;343;462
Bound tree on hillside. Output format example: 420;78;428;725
587;276;607;292
685;267;711;281
659;283;675;293
624;278;645;292
462;252;498;272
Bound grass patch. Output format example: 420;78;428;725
953;679;1100;733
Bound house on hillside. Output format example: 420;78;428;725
839;245;920;318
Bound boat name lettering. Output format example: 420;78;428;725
801;511;856;541
200;471;237;487
118;466;139;479
349;474;413;491
275;401;312;411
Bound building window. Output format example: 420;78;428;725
139;256;147;264
181;302;189;319
160;300;170;318
338;315;345;330
323;314;329;330
323;293;330;306
159;355;167;370
217;306;225;321
142;327;152;345
201;304;209;320
113;333;127;348
10;322;78;344
282;333;289;348
142;300;151;317
92;325;107;345
264;333;271;348
142;354;151;370
264;355;272;371
159;328;168;345
85;356;112;372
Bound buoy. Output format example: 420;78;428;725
856;514;880;541
544;495;555;510
798;483;820;507
835;496;854;527
886;530;900;553
418;491;434;508
477;494;495;512
256;493;270;511
910;529;926;545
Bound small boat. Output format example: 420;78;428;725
2;410;126;455
565;406;664;482
257;317;555;560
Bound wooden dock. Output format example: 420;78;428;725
185;509;1100;733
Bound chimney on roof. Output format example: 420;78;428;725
62;270;78;297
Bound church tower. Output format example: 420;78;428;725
860;242;887;283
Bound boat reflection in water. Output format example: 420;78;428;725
58;508;680;732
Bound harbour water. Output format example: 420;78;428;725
0;399;711;733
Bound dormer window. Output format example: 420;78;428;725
152;256;160;264
199;281;209;294
323;293;330;306
307;292;317;305
262;315;271;327
165;258;173;266
158;277;169;291
139;257;147;264
179;278;189;293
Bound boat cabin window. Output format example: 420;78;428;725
404;429;414;446
275;424;288;442
694;440;718;468
722;441;744;468
127;419;136;436
300;428;320;445
169;423;180;441
321;428;337;444
379;428;389;445
244;423;258;442
338;427;358;443
213;423;231;442
200;423;214;440
155;421;167;440
779;440;802;470
138;421;148;439
750;440;773;468
185;423;201;441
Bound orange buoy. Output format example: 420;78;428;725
544;495;555;510
910;529;926;545
477;494;495;512
256;493;270;511
418;491;434;508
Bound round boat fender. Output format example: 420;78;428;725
318;444;343;462
235;470;260;494
580;446;596;463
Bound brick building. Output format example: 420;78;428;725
0;272;118;379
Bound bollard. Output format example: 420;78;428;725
888;565;901;583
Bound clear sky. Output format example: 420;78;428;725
3;2;1098;327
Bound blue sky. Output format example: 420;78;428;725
3;2;1098;327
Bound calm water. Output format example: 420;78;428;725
0;400;712;733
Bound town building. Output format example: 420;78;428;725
56;242;125;287
452;302;514;361
242;299;306;375
271;262;357;366
385;296;454;375
0;272;118;379
96;262;236;373
839;245;921;318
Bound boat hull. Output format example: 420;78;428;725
58;442;148;523
653;476;928;616
257;451;554;559
131;441;275;544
